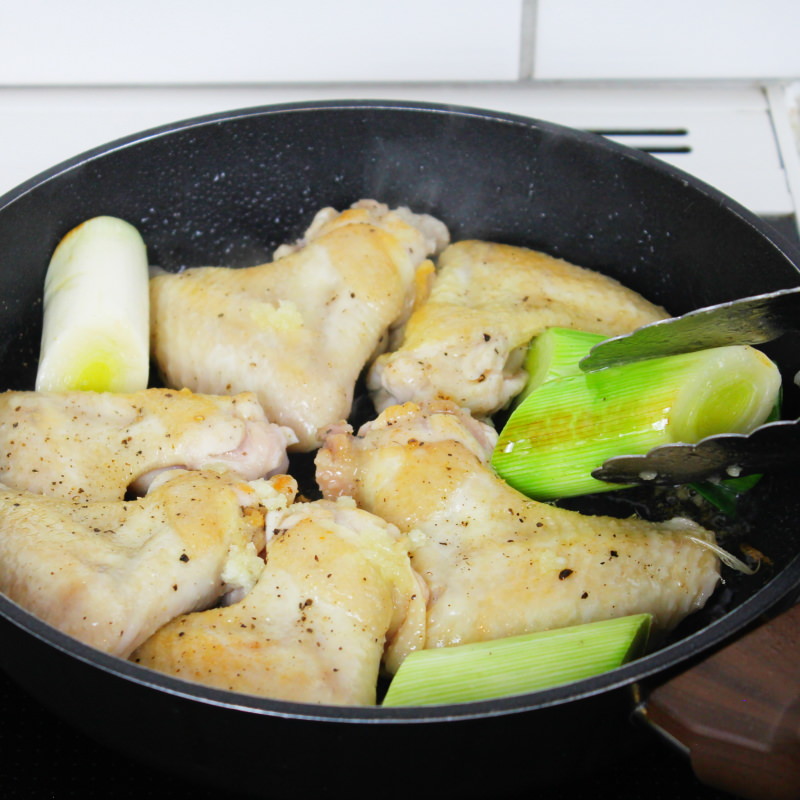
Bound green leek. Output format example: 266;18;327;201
514;327;605;406
382;613;651;706
492;337;781;501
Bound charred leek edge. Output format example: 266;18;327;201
36;216;150;393
492;344;781;501
382;613;651;707
514;327;605;406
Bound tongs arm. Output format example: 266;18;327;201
593;419;800;486
580;286;800;372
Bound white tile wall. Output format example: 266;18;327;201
0;0;523;84
1;0;798;85
534;0;800;80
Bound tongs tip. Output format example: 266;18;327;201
592;419;800;486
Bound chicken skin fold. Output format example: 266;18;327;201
315;400;720;649
0;387;296;502
132;497;427;705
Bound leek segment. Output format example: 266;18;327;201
36;216;150;393
382;613;651;706
492;329;781;501
515;327;605;406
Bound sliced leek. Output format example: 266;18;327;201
36;216;150;393
382;613;651;706
492;343;781;500
515;327;605;406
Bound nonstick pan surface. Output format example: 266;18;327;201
1;100;799;798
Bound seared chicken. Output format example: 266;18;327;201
0;470;297;657
368;240;668;416
132;496;427;705
315;400;720;648
150;200;449;451
0;388;296;502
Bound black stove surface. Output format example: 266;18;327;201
0;666;739;800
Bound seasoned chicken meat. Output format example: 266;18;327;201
132;496;427;705
0;388;295;502
0;470;297;657
150;200;450;451
315;400;720;648
368;240;668;416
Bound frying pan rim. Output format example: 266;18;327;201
1;96;799;266
1;98;799;724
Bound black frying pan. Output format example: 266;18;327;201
1;100;799;800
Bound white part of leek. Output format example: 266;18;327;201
35;216;150;393
382;613;651;707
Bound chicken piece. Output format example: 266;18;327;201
368;240;668;416
150;200;450;451
315;400;720;648
131;496;427;706
0;388;296;502
0;470;297;658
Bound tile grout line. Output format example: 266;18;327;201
519;0;538;81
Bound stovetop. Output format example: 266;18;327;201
0;665;740;800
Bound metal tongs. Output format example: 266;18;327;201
578;286;800;485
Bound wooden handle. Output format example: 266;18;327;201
641;602;800;800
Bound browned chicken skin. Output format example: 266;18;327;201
150;200;449;451
316;400;720;648
132;497;427;705
368;240;668;416
0;387;296;502
0;470;297;657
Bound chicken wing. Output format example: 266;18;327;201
0;470;297;657
150;200;449;451
315;400;720;648
0;387;296;502
131;496;427;705
368;240;668;416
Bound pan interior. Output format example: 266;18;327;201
1;100;799;719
